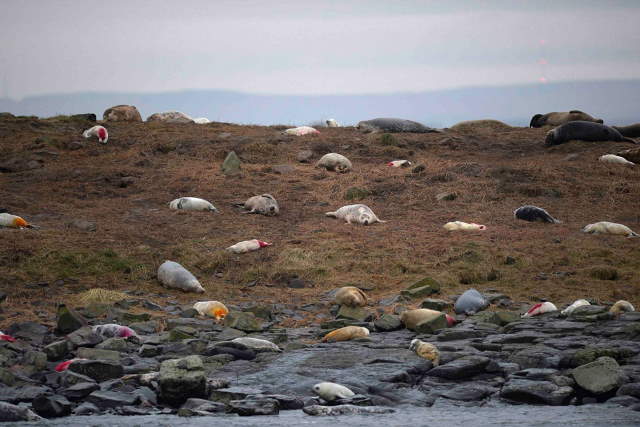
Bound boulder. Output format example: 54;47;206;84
401;277;440;299
297;150;314;163
572;356;624;394
336;305;373;322
86;390;138;410
373;314;402;332
0;401;42;422
32;394;72;418
158;355;207;406
500;379;573;405
414;313;448;334
66;326;102;348
510;345;561;369
223;311;262;332
427;355;490;379
61;382;100;401
420;298;450;311
147;111;194;124
178;398;227;416
440;384;497;401
228;398;280;416
44;340;70;361
76;347;121;361
103;105;142;122
221;151;241;176
68;359;123;382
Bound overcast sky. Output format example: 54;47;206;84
1;0;639;99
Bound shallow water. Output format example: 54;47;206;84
9;403;640;427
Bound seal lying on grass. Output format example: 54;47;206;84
325;204;386;225
357;118;440;133
545;121;636;146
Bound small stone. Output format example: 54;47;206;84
72;402;100;416
287;278;306;289
67;219;96;232
66;326;101;348
504;256;517;265
221;151;241;175
412;164;426;174
272;164;295;174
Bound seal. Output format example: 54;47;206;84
335;286;368;307
239;194;279;216
610;300;635;315
231;337;282;353
356;118;440;133
409;339;440;366
400;309;445;330
326;119;340;127
146;111;194;124
92;324;137;339
560;299;591;316
0;213;28;228
545;121;636;146
312;382;355;401
522;302;557;318
193;301;229;320
157;260;205;293
283;126;320;136
325;204;386;225
0;401;43;422
582;221;638;238
514;205;560;223
530;110;603;128
103;104;142;122
226;239;272;254
598;154;635;166
443;221;487;231
321;326;370;342
169;197;218;212
316;153;353;172
82;125;108;144
387;160;412;168
454;289;489;315
613;123;640;138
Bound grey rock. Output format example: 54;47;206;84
61;382;100;401
0;401;43;421
44;340;70;361
32;394;72;418
66;326;102;348
297;150;314;163
56;304;86;334
572;356;624;394
454;289;489;315
428;355;490;379
440;384;497;401
510;345;561;369
224;311;262;332
158;355;207;406
76;347;121;361
178;398;227;416
6;321;48;344
96;337;132;352
72;402;100;415
129;320;159;335
500;379;573;405
210;387;263;404
229;398;280;416
617;383;640;399
420;298;450;311
86;390;137;409
414;313;448;334
0;386;51;403
68;359;124;382
221;151;241;175
303;404;395;416
374;314;402;332
252;394;304;410
336;305;373;322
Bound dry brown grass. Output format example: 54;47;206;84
1;117;639;327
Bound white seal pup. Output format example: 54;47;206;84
334;286;368;307
315;153;353;173
226;239;272;254
283;126;320;136
193;117;210;124
387;160;412;168
514;205;560;223
409;339;440;366
82;125;108;144
92;324;137;338
582;221;638;238
545;121;636;146
326;119;340;127
240;194;279;216
599;154;635;166
321;326;369;343
312;382;355;401
231;337;282;352
193;301;229;320
325;204;386;226
560;299;591;316
157;260;205;293
0;213;29;228
443;221;487;231
522;302;558;318
529;110;603;128
169;197;218;212
610;300;635;316
454;289;489;315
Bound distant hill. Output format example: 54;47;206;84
1;80;639;127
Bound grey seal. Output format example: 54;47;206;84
613;123;640;138
530;110;603;128
356;117;440;133
514;205;560;223
454;288;489;315
545;121;636;146
237;194;279;216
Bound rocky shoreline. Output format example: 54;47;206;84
1;286;640;423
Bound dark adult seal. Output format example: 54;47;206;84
545;121;636;146
529;110;602;128
613;123;640;138
356;118;440;133
514;205;560;223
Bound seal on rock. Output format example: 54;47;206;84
193;301;229;320
283;126;320;136
544;121;636;146
582;221;638;238
529;110;603;128
0;213;28;228
316;153;353;173
312;382;355;401
157;260;205;293
231;337;282;353
612;123;640;138
82;125;108;144
522;302;557;318
409;339;440;366
239;194;279;216
514;205;560;223
326;119;340;128
610;300;635;316
599;154;635;166
321;326;370;342
560;299;591;316
226;239;272;254
443;221;487;231
335;286;368;307
454;289;489;315
356;118;440;133
387;160;412;168
169;197;218;212
325;204;386;225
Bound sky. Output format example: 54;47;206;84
1;0;640;99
